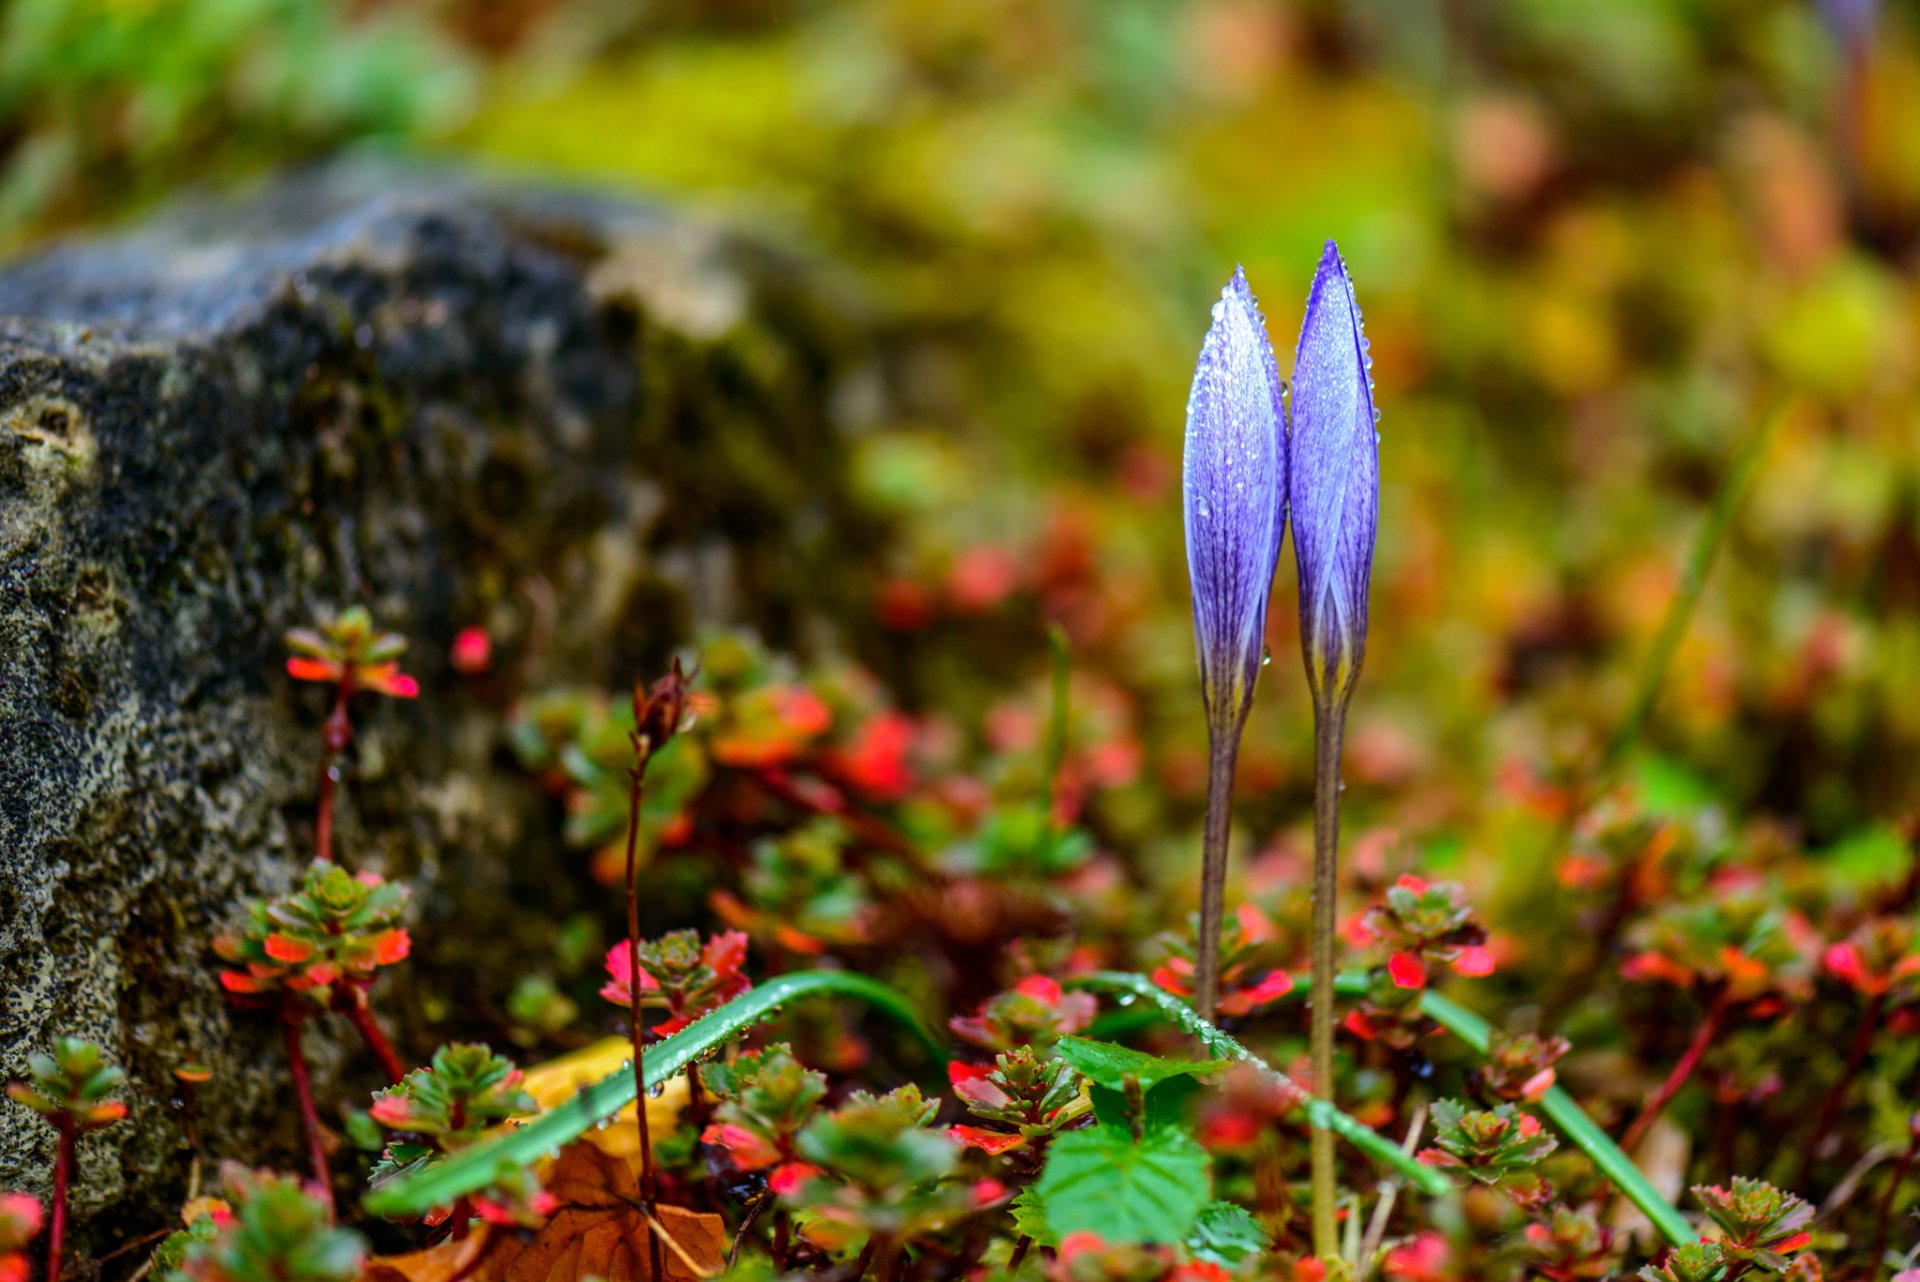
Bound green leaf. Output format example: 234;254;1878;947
1089;1076;1201;1134
1010;1184;1058;1247
1053;1036;1232;1092
1186;1200;1270;1265
362;971;939;1218
1066;973;1453;1198
1034;1123;1212;1244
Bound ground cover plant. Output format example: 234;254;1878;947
4;1;1920;1281
7;227;1917;1281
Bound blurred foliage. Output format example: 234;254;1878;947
7;0;1920;1264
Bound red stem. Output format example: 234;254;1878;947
1798;990;1884;1189
341;991;407;1084
315;682;353;865
1620;987;1729;1155
282;1011;334;1216
45;1120;71;1282
625;756;666;1282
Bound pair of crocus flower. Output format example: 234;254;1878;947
1182;242;1377;1259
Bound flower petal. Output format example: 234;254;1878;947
1183;267;1288;729
1288;241;1379;712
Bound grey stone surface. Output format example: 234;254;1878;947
0;158;890;1238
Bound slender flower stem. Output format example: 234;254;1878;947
282;1011;333;1216
1798;991;1884;1189
1194;725;1241;1023
1619;987;1729;1157
1308;709;1347;1259
45;1119;72;1282
1007;1236;1033;1270
342;991;407;1084
624;756;667;1282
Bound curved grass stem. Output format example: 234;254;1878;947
361;970;940;1218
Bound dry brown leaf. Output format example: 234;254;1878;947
486;1142;725;1282
361;1227;494;1282
359;1144;724;1282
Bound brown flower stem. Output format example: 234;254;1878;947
1619;987;1729;1156
625;753;666;1282
452;1198;471;1240
1194;724;1241;1025
45;1118;72;1282
1007;1236;1033;1270
850;1235;880;1282
1870;1131;1918;1269
342;991;407;1084
1799;991;1885;1189
281;1010;333;1216
314;681;353;865
1308;708;1347;1260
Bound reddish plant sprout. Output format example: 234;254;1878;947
468;1162;557;1230
1341;967;1438;1052
701;1043;830;1194
1195;1062;1305;1152
449;625;492;676
599;929;752;1037
1150;904;1296;1017
285;606;419;698
1691;1178;1815;1272
710;817;873;958
0;1195;39;1282
163;1164;364;1282
1417;1099;1558;1209
1381;1232;1466;1282
367;1043;541;1230
1361;875;1495;988
1621;899;1816;1009
286;606;418;865
1048;1232;1232;1282
1521;1206;1617;1280
1637;1242;1731;1282
1823;916;1920;1000
213;864;411;1009
9;1037;126;1282
945;1044;1084;1168
782;1085;981;1257
708;682;834;769
949;976;1097;1053
1471;1030;1571;1105
823;710;918;802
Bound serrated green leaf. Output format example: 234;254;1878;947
1186;1200;1270;1265
1011;1184;1058;1247
1033;1123;1211;1244
1053;1036;1232;1092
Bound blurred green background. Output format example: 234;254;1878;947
5;0;1916;878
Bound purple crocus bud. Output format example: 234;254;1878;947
1288;241;1378;714
1182;267;1288;735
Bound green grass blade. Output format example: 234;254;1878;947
1070;972;1455;1198
1412;986;1695;1247
361;970;939;1219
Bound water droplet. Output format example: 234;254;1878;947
1261;646;1272;667
648;1083;667;1098
1116;994;1136;1007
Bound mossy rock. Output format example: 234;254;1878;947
0;158;893;1242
